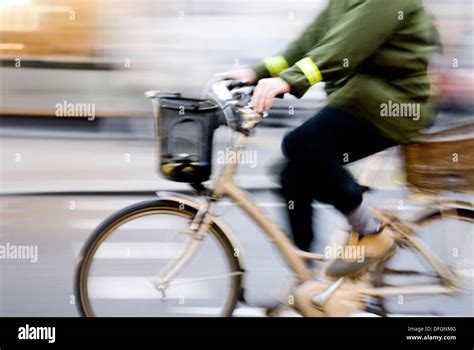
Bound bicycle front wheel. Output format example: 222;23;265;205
76;199;243;317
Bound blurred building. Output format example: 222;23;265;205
0;0;472;117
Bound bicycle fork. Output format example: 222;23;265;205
153;200;213;298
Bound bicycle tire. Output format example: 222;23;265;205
75;199;244;317
371;205;474;316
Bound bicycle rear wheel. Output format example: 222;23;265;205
76;199;243;317
373;205;474;316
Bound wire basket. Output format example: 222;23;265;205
147;92;220;183
404;120;474;192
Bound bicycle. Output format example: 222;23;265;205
75;79;474;317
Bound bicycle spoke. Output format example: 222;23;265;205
79;203;242;317
165;271;244;287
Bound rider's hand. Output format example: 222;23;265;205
227;68;258;84
250;77;291;113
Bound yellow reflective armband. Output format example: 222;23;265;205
263;56;289;77
295;57;322;85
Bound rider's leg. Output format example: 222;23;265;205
280;106;398;276
279;158;381;250
280;162;315;252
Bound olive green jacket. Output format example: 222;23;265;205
252;0;436;143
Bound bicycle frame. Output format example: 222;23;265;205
213;132;474;295
211;132;316;282
150;87;473;312
157;128;473;304
156;131;317;290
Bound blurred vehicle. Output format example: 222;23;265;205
437;30;474;115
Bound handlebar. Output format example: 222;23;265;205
207;79;265;133
210;78;284;111
208;77;286;133
210;80;256;107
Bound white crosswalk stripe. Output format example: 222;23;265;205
76;242;183;259
88;276;215;300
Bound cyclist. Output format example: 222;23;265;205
228;0;437;278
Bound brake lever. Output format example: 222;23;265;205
226;80;248;89
239;91;282;116
236;96;251;108
232;86;255;108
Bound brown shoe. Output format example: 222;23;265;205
326;227;399;279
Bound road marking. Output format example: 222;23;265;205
70;201;422;232
69;198;422;213
87;276;216;299
166;307;446;317
71;217;187;229
167;306;301;317
75;242;184;259
68;200;139;211
166;306;385;317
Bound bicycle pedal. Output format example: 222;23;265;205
365;300;386;317
264;303;287;317
346;273;365;281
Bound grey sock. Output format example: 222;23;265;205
345;200;382;235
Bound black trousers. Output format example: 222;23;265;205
280;106;397;252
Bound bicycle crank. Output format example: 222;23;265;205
291;280;366;317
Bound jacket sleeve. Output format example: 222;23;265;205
251;4;331;80
279;0;419;98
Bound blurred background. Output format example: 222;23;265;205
1;0;329;118
1;0;473;117
0;0;473;316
